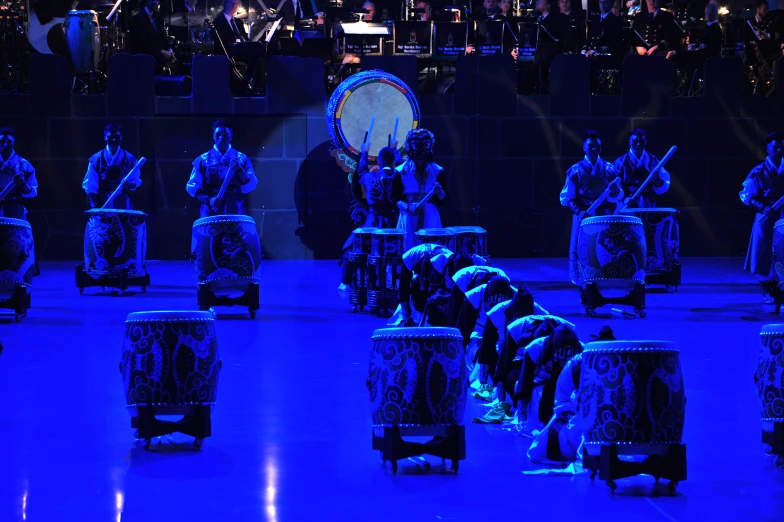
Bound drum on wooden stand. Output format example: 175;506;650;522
79;209;149;294
369;327;467;472
120;310;221;449
449;226;489;260
756;325;784;467
64;10;100;74
192;214;262;318
578;214;647;317
415;228;456;250
578;340;687;492
620;208;680;290
0;217;34;321
348;227;377;313
367;228;405;316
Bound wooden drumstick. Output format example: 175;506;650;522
585;177;621;217
0;178;16;202
101;157;146;209
393;117;399;144
617;145;677;213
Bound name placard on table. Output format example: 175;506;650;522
393;21;433;55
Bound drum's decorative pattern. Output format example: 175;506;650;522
121;311;220;410
773;220;784;288
621;208;679;273
84;209;147;277
756;325;784;432
371;229;406;258
326;70;421;162
449;226;489;258
64;11;100;74
578;215;646;285
192;214;262;286
368;327;466;427
0;217;35;287
352;228;378;254
578;341;685;449
415;228;456;250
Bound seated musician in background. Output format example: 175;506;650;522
414;0;434;20
632;0;681;59
0;127;37;220
498;0;514;17
528;0;569;92
613;128;670;208
671;3;722;63
747;0;783;66
281;0;321;25
82;123;141;210
128;0;174;72
581;0;623;91
479;0;500;18
361;1;377;20
186;120;258;218
560;130;623;286
212;0;249;49
558;0;581;51
739;132;784;304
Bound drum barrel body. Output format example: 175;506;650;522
415;228;456;250
620;208;679;274
121;311;221;416
371;228;406;259
65;10;100;73
352;227;378;255
774;220;784;289
578;215;646;294
0;218;35;300
192;214;262;295
83;209;147;277
326;70;421;162
578;341;685;455
757;325;784;433
369;327;466;433
449;226;489;258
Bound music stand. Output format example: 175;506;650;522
335;21;390;56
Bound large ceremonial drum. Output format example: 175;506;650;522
370;228;406;259
578;215;646;294
450;226;489;258
0;217;35;299
369;327;466;430
64;10;100;74
121;311;221;415
756;325;784;433
84;209;147;277
192;214;262;295
415;228;456;250
326;70;421;162
352;227;378;254
578;341;685;455
621;208;679;274
774;220;784;288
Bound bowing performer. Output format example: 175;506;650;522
82;123;141;209
0;127;38;220
396;129;448;250
186;120;258;218
560;130;623;285
613;128;671;208
739;132;784;304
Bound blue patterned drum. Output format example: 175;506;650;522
370;228;406;259
121;311;221;415
84;209;147;277
0;217;35;299
450;226;489;258
352;227;378;254
415;228;456;250
578;215;646;294
620;208;679;273
756;325;784;433
368;327;466;429
774;221;784;288
326;70;421;162
192;214;262;295
578;341;685;455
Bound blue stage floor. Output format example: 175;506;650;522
1;258;784;522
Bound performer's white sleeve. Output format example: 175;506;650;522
559;174;576;206
82;162;100;195
240;157;258;194
185;167;203;197
739;176;758;205
653;165;671;195
23;166;38;199
606;186;625;203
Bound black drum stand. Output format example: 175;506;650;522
582;282;647;318
367;255;402;317
646;262;681;292
0;284;31;322
197;282;259;319
763;421;784;468
76;265;150;295
132;404;212;450
348;251;369;313
583;443;687;494
372;425;465;474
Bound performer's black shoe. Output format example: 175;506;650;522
762;281;775;305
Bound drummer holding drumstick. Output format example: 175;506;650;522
0;127;38;220
82;123;141;210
